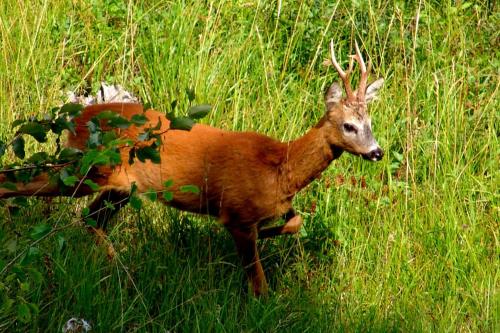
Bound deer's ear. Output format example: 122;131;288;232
365;78;384;103
324;83;343;110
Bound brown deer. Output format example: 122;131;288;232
0;40;384;296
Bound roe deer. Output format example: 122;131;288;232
0;40;384;296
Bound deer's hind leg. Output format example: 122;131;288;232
85;188;130;230
85;188;130;258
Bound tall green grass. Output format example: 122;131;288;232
0;0;498;331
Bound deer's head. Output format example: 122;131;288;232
324;40;384;161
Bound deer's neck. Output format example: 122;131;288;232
281;117;343;196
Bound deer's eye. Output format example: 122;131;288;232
343;123;358;134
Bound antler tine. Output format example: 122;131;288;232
329;39;345;77
354;40;369;101
329;39;355;101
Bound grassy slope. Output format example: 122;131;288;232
0;0;498;332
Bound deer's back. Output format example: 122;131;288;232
70;103;293;225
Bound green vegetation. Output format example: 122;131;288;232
0;0;498;331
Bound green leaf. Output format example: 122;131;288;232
144;190;157;202
95;110;117;120
52;116;75;135
162;191;173;201
30;223;52;240
131;114;148;126
163;179;174;188
136;146;161;164
188;104;211;119
85;218;97;228
129;195;142;210
11;119;25;128
87;132;101;148
102;148;122;166
170;117;194;130
17;302;31;323
107;115;131;129
137;131;150;141
87;119;100;133
80;150;110;173
12;136;25;159
27;152;49;164
166;112;175;121
102;130;117;146
0;182;17;191
60;174;79;187
60;103;83;117
59;168;72;181
58;147;83;161
83;179;100;191
18;122;47;143
180;185;200;194
97;111;131;129
80;150;98;173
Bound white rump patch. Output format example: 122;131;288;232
66;82;138;106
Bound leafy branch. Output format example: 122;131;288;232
0;89;211;196
0;88;211;324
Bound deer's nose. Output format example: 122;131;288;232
365;147;384;161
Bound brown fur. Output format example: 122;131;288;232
65;103;335;226
72;103;343;295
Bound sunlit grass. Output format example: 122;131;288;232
0;0;498;332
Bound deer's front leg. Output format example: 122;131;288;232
258;209;303;239
226;225;268;296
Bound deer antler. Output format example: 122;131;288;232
353;40;370;102
329;39;355;102
329;39;372;103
